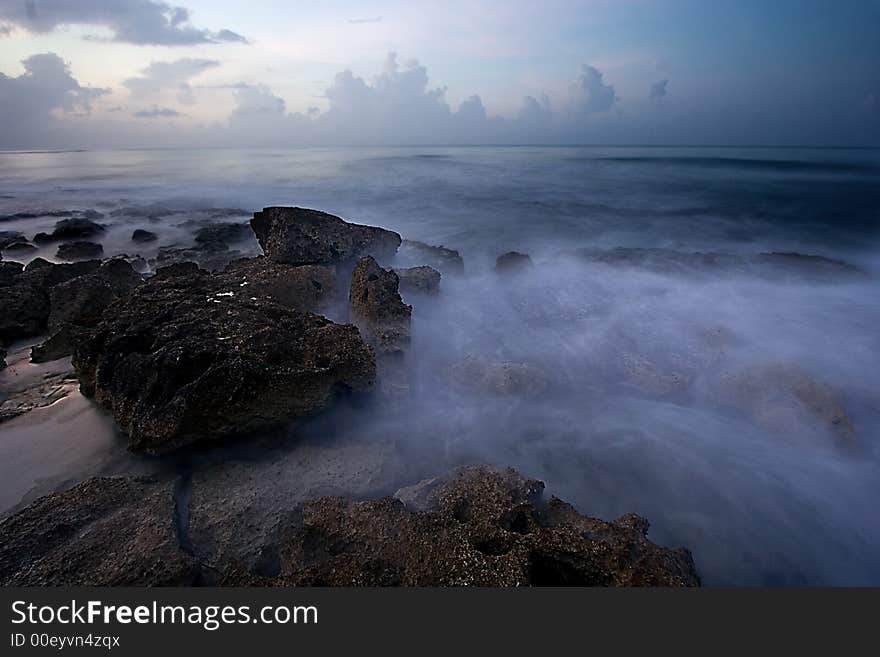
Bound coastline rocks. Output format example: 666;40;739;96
2;241;37;256
394;265;441;296
448;358;549;396
193;222;252;247
0;477;199;586
221;257;336;312
72;266;376;453
131;229;157;243
251;207;401;266
56;241;104;261
46;217;106;242
349;256;412;356
0;231;24;250
395;239;464;275
274;466;700;586
495;251;534;274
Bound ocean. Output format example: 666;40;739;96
1;145;879;585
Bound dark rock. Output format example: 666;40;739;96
495;251;534;273
50;217;106;241
3;241;37;255
194;222;252;247
31;259;143;363
394;265;441;296
153;244;241;272
131;228;158;243
72;266;376;453
0;261;23;287
0;231;24;250
0;477;199;586
32;232;54;246
448;358;549;396
56;241;104;261
273;466;700;586
221;256;336;312
1;368;78;422
0;209;101;222
0;346;5;370
251;207;401;266
349;256;411;356
396;239;464;275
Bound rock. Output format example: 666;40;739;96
56;241;104;261
0;346;5;370
32;232;54;246
394;266;441;296
31;259;143;363
0;259;100;346
448;358;549;396
221;256;336;312
50;217;105;241
72;265;375;453
0;369;78;422
349;256;411;356
0;261;23;287
618;352;690;397
0;477;199;586
131;228;158;243
0;209;102;223
153;244;242;272
495;251;534;273
396;239;464;275
194;222;252;247
272;466;700;586
251;207;401;266
3;241;37;255
0;231;24;250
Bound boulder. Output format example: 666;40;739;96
495;251;534;273
274;466;700;586
448;358;549;396
395;239;464;275
49;217;105;241
56;241;103;261
72;265;376;453
394;265;441;296
251;207;401;266
349;256;411;355
221;256;336;312
131;228;158;243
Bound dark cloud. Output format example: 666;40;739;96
0;0;249;46
0;52;108;148
650;79;669;100
123;58;220;105
132;106;183;118
569;64;616;114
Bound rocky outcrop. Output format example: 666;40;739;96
0;231;24;251
193;222;252;247
3;241;37;256
0;477;199;586
131;229;157;243
0;466;699;587
251;207;401;266
31;259;143;363
349;256;411;356
448;358;549;396
394;265;441;296
72;264;376;453
56;241;104;261
395;239;464;275
221;256;336;312
495;251;534;273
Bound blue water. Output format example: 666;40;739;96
1;146;879;585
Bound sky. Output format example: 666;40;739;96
0;0;878;148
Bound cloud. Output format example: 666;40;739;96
123;58;220;105
348;17;382;24
0;0;249;46
0;52;108;148
132;106;183;118
650;79;669;100
0;23;13;36
569;64;617;114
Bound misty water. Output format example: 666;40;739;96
1;146;879;585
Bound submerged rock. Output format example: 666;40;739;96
131;228;158;243
72;265;376;453
349;256;412;356
251;207;401;266
394;265;441;296
495;251;534;273
395;239;464;275
56;240;103;261
448;358;549;396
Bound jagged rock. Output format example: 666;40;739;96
221;256;336;312
394;265;441;296
448;358;549;396
396;239;464;275
272;466;699;586
31;259;143;363
0;477;199;586
50;217;105;241
0;259;100;346
349;256;411;355
131;228;158;243
251;207;401;266
495;251;534;273
56;241;103;261
194;222;252;247
72;265;375;453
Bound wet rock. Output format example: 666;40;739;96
394;265;441;296
0;476;199;586
194;222;252;247
0;369;78;422
251;207;401;266
131;228;158;243
0;261;23;287
272;466;700;586
0;346;5;370
448;358;549;396
72;266;376;453
3;241;37;255
495;251;534;273
32;232;54;246
349;256;411;356
56;241;104;261
395;239;464;275
0;231;24;250
31;259;143;363
50;217;106;241
153;244;242;272
221;256;336;312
